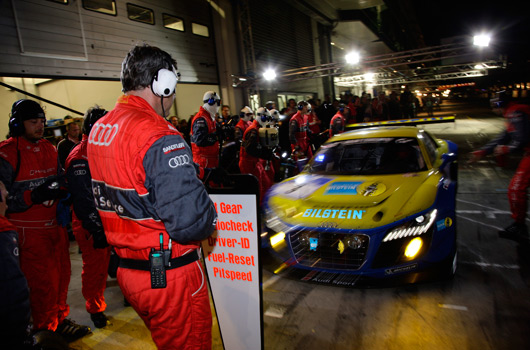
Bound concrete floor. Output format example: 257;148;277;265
66;244;223;350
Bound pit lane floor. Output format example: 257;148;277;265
66;100;530;349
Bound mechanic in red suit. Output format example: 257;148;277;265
191;90;221;170
470;91;530;243
65;106;111;329
329;104;350;138
0;99;90;342
235;106;254;143
289;100;313;160
87;44;217;349
239;107;274;201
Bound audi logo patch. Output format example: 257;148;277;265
88;123;119;146
168;154;190;168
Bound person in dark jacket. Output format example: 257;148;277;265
0;180;31;348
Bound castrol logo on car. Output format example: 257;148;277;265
88;123;119;147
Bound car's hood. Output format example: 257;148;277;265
265;171;440;229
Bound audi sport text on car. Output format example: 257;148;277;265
262;126;458;282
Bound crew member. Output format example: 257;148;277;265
330;104;350;137
0;99;90;342
289;100;313;160
191;91;222;171
87;44;217;349
65;106;111;329
306;99;322;150
470;91;530;242
240;107;274;201
235;106;254;142
57;121;81;169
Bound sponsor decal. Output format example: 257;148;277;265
324;181;363;195
88;123;119;147
319;222;338;229
309;237;318;251
436;217;453;231
337;240;345;254
74;169;87;176
163;142;185;154
357;182;387;196
302;208;365;220
168;154;190;168
385;263;418;275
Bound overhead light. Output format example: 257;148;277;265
263;69;277;81
473;34;490;47
345;51;360;64
363;72;375;82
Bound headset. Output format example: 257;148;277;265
338;103;345;113
151;68;179;97
204;92;221;106
297;101;306;110
9;99;46;137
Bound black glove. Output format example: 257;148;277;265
92;229;109;249
31;178;68;204
206;167;229;185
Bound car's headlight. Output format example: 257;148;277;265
383;209;437;242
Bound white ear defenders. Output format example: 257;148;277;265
152;68;178;97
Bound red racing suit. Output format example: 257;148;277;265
65;135;111;314
239;120;273;201
190;106;219;170
234;119;251;142
289;111;313;159
0;137;70;331
479;103;530;223
88;95;217;349
330;111;346;138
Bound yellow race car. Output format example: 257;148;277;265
262;126;458;283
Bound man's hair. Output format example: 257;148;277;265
121;44;177;93
83;106;107;135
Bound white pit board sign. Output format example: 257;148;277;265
201;194;263;350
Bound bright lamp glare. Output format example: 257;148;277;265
404;237;423;258
364;73;375;82
270;231;285;248
345;52;360;64
473;34;490;47
263;69;277;81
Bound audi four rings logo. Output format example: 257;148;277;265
168;154;190;168
89;123;119;146
319;222;338;229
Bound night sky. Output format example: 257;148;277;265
412;1;530;62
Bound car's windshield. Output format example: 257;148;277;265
307;137;427;175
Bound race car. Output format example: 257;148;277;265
261;126;458;282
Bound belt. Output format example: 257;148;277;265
118;251;199;271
